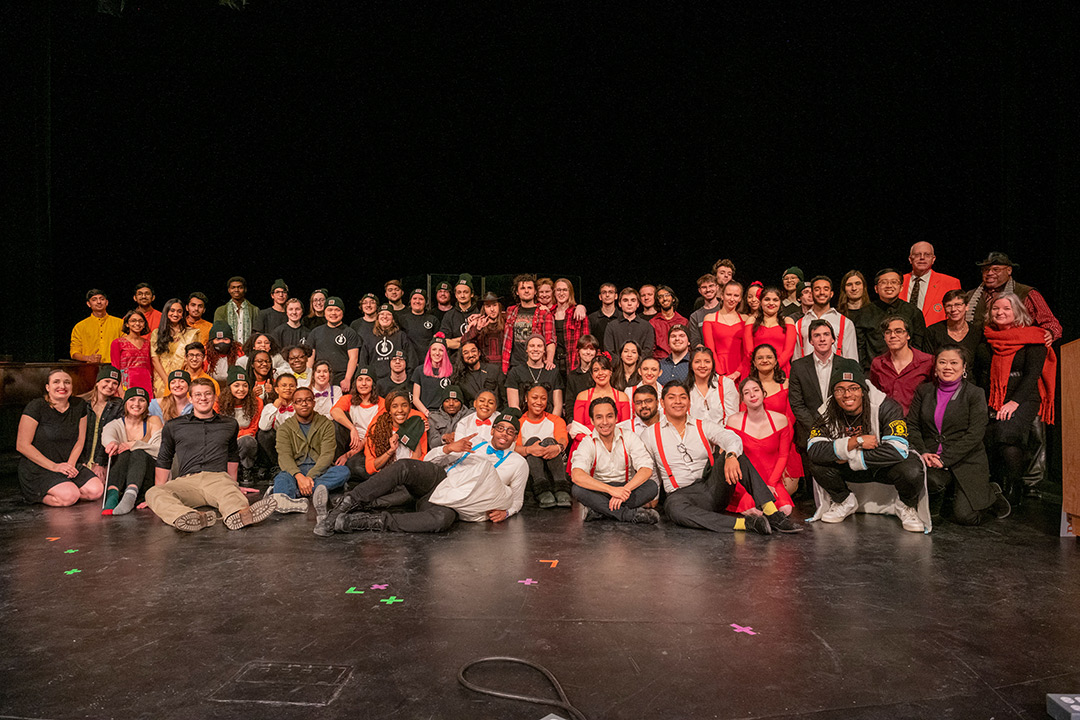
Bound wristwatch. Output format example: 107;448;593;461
856;436;864;447
725;451;738;460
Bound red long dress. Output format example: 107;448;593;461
726;411;796;513
110;336;153;396
703;316;747;379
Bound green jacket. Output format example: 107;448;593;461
275;413;336;478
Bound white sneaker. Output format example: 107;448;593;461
273;493;309;514
820;493;857;523
898;504;925;533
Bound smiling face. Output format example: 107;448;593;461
875;272;902;302
166;302;184;325
361;297;377;316
286;349;307;373
668;329;689;354
461;342;480;366
355;375;374;398
715;267;733;285
578;344;597;365
944;296;966;323
388;394;411;425
699;281;718;301
436;288;452;304
252;335;271;353
656;288;674;311
782;274;799;292
746;286;761;311
324;305;343;325
429;344;446;365
845;275;864;301
832;381;863;414
184;347;205;372
753;346;777;376
981;264;1012;291
97;377;120;398
722;284;742;311
990;297;1017;328
909;242;935;275
87;293;109;314
661;384;690;420
286;300;304;322
276;375;297;402
537;283;553;307
490;421;518;450
620;342;639;367
811;280;833;307
227;281;246;301
810;325;834;355
634;391;658;423
45;371;72;404
125;395;148;417
169;378;190;398
591;362;612;387
134;287;154;308
271;287;288;306
230;380;249;400
191;383;216;414
251;352;272;377
691;351;714;380
186;297;205;321
639;358;660;385
410;294;426;313
312;365;330;387
935;349;965;383
311;293;327;312
516;281;535;303
554;281;571;305
760;290;781;317
591;400;618;437
377;310;394;329
526;385;548;416
526;337;545;363
385;284;403;302
473;391;497;419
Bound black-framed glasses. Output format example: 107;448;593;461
676;443;694;464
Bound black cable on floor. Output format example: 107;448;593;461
457;656;589;720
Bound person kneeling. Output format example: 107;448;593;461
146;378;276;532
570;396;659;524
807;364;929;532
271;386;351;516
314;412;528;537
641;381;802;535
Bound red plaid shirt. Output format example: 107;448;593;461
501;304;555;373
561;313;590;371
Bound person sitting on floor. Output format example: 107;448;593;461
806;364;929;533
271;386;351;517
101;386;162;516
454;389;500;445
315;411;528;536
146;378;276;532
570;396;659;524
515;384;571;509
641;381;803;536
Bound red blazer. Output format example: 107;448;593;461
900;271;962;325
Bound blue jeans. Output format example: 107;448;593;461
272;460;350;498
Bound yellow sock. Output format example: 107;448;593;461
734;517;746;531
762;501;778;515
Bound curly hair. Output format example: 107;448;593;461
366;389;412;463
218;380;259;425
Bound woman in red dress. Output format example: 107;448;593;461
702;281;749;380
742;287;797;377
110;310;154;396
748;342;803;493
725;377;795;515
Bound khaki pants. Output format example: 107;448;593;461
146;472;249;526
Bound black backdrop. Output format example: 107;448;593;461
4;1;1078;361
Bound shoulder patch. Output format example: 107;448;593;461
809;425;825;439
888;419;908;438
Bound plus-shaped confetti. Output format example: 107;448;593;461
730;624;757;635
380;596;403;605
518;578;538;586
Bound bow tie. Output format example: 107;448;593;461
280;405;294;413
476;418;491;426
485;445;506;459
314;391;330;398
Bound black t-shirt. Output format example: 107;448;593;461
349;318;375;340
410;367;452;409
307;323;362;382
376;376;411;399
400;312;439;351
506;364;563;413
303;315;327;330
363;329;418;379
565;367;595;405
270;323;309;350
509;306;537;368
586;309;618;349
254;307;287;333
21;397;87;464
440;304;480;340
457;363;505;405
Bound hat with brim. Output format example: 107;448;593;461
397;415;426;450
976;251;1018;268
482;291;500;304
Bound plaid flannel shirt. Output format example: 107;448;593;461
501;304;555;373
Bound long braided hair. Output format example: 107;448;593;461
366;389;412;462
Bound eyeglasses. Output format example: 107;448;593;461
877;280;902;288
293;397;315;405
833;386;862;397
675;443;694;464
882;329;907;336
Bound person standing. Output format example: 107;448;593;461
871;268;927;352
602;287;655;359
70;289;124;365
966;251;1062;344
270;298;309;350
687;275;720;348
650;285;687;361
254;278;290;333
133;283;161;331
702;281;749;380
501;274;556;372
146;377;277;531
900;242;962;326
837;270;884;372
400;289;440;351
925;289;979;359
110;310;153;396
440;275;481;350
307;297;362;393
587;283;620;346
185;292;213;346
149;299;200;398
792;276;858;362
213;276;259;346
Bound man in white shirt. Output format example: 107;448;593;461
640;382;803;535
792;275;858;362
314;412;528;536
571;396;658;523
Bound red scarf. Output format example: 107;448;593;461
984;325;1056;424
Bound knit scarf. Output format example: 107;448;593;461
965;278;1014;323
983;325;1056;424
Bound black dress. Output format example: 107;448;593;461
924;320;979;360
18;398;97;503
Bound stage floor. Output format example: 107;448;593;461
0;471;1077;720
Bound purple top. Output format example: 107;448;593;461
933;378;962;454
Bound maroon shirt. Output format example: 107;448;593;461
869;348;934;414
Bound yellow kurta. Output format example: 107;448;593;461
70;314;125;364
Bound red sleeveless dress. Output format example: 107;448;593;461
726;411;796;513
703;316;747;379
743;322;796;377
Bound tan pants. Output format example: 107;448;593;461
146;472;249;526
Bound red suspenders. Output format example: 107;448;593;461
590;435;630;482
654;420;714;489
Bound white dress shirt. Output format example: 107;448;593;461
425;443;529;522
640;416;743;494
571;427;652;486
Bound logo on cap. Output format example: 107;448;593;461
448;390;458;399
400;433;411;444
842;372;853;381
215;331;224;339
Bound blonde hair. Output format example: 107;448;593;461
985;292;1032;328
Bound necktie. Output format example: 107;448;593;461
910;276;922;309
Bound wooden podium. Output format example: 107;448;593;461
1063;339;1080;536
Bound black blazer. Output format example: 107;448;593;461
907;380;992;511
